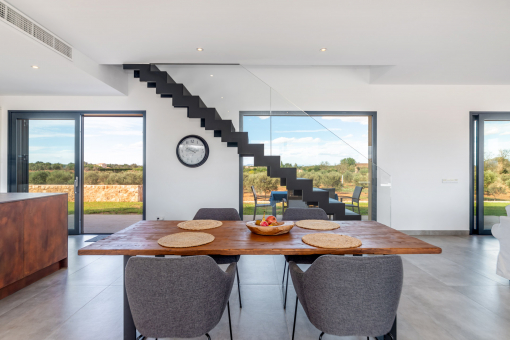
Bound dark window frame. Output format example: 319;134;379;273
8;110;146;235
238;110;377;220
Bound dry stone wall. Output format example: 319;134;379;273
29;185;143;202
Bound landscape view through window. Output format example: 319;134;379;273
242;115;371;218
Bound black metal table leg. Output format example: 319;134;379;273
376;316;396;340
124;255;136;340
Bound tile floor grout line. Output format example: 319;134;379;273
41;285;111;340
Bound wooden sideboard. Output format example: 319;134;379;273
0;193;68;299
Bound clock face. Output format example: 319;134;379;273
176;135;209;167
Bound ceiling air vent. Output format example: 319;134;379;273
7;6;32;34
0;3;5;19
0;1;73;60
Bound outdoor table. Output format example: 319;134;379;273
78;220;442;340
270;190;340;215
269;191;287;215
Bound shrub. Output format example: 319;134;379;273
343;171;354;183
46;171;74;185
84;171;100;185
359;167;369;175
487;182;507;199
29;171;49;184
484;171;497;192
321;172;342;190
353;173;368;186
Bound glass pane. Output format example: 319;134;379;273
155;63;391;225
83;116;144;233
483;121;510;231
27;120;76;230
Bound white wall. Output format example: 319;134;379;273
3;66;510;231
0;76;240;220
245;66;510;232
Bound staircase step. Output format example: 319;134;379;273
238;143;264;156
171;94;201;108
203;119;235;133
186;107;221;120
222;131;247;144
254;155;280;168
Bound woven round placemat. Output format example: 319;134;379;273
295;220;340;230
158;232;215;248
302;233;362;249
177;220;223;230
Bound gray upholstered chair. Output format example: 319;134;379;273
125;256;236;340
281;208;329;309
289;255;403;340
193;208;243;308
340;185;363;214
251;185;273;220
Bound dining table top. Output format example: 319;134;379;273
78;220;442;256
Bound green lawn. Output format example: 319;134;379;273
68;202;143;215
242;202;369;217
481;201;510;216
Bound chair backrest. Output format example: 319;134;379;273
322;188;337;199
251;185;258;203
193;208;241;221
125;256;235;339
291;255;403;337
352;186;363;203
282;208;328;221
506;205;510;216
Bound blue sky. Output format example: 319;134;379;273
484;121;510;158
28;115;367;167
243;115;369;166
28;117;143;165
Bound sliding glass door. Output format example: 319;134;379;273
8;112;81;234
471;112;510;235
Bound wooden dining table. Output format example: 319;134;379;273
78;220;442;340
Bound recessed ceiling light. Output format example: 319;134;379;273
210;75;213;77
320;48;327;52
197;48;203;51
221;97;223;99
31;65;39;69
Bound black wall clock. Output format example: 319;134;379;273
176;135;209;168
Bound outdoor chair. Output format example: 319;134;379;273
281;208;329;309
289;255;403;340
193;208;243;308
251;185;273;220
125;256;236;340
340;185;363;214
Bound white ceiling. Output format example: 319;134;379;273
4;0;510;85
0;23;125;96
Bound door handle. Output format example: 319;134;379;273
74;177;79;194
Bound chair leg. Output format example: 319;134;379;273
227;301;233;340
292;295;298;340
319;332;325;340
282;261;287;285
284;264;290;309
253;206;256;221
205;333;211;340
236;265;242;308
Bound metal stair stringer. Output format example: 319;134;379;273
123;64;356;220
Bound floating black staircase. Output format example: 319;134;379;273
124;64;361;220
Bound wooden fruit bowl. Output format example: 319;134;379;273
246;221;294;236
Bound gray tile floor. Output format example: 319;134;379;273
0;235;509;340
